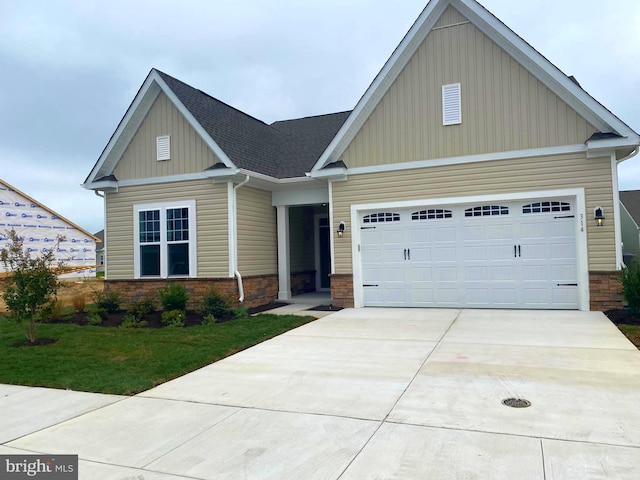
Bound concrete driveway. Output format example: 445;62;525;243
2;308;640;479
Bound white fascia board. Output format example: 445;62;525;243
346;144;587;176
453;0;638;138
86;70;239;185
313;0;638;174
86;73;161;184
153;73;236;170
308;167;348;181
82;180;118;192
586;137;640;158
311;0;448;172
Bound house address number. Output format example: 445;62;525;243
579;213;584;232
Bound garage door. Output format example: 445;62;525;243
360;199;578;309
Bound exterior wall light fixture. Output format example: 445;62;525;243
337;221;346;238
594;207;605;226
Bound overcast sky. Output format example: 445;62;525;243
1;0;639;234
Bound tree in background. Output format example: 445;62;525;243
0;229;64;344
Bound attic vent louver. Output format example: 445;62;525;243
442;83;461;126
157;135;170;161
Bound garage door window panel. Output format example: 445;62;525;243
362;212;400;223
522;201;571;214
465;205;509;217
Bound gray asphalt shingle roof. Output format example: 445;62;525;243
157;70;350;179
620;190;640;225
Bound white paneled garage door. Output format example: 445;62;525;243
360;198;578;309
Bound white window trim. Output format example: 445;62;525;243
442;83;462;126
133;199;197;279
157;135;171;161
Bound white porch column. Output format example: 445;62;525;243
277;205;291;300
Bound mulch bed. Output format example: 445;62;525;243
605;309;640;326
307;304;343;312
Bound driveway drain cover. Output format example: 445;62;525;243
502;398;531;408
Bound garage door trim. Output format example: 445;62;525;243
350;188;589;310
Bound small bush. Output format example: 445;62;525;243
128;297;155;320
200;288;231;318
161;309;185;327
49;300;64;321
87;312;103;326
94;290;122;313
202;313;216;326
233;306;249;320
158;283;189;311
121;313;148;328
621;260;640;314
72;293;86;312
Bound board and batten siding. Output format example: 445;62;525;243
114;92;220;180
236;187;277;276
105;180;228;279
332;152;614;274
341;5;597;169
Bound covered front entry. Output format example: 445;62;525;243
277;203;330;300
357;196;582;310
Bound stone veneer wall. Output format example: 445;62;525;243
291;271;316;296
104;274;278;310
330;273;354;308
589;271;623;311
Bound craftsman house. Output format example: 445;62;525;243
83;0;639;311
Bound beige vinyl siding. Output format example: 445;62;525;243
289;207;316;272
114;92;220;180
236;187;277;276
332;152;614;273
105;179;228;279
341;6;597;168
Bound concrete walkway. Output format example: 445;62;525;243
2;309;639;479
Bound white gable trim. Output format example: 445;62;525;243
311;0;639;172
83;70;236;188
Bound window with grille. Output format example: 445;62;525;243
464;205;509;217
362;212;401;223
522;201;571;214
135;201;195;278
412;209;452;220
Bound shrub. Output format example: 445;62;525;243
94;290;122;313
621;260;640;314
128;297;155;320
161;309;185;327
0;229;64;343
87;312;103;326
121;313;148;328
49;300;65;321
72;293;86;312
200;288;231;318
202;313;216;326
158;283;189;311
233;306;249;320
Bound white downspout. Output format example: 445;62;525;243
233;175;250;303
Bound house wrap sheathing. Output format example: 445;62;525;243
0;179;99;278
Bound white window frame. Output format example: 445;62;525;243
157;135;171;161
133;200;197;279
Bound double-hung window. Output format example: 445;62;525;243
134;200;196;278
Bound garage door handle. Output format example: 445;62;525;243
514;245;517;258
404;249;407;260
518;245;521;257
407;249;410;260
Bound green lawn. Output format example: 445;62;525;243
618;324;640;348
0;314;314;395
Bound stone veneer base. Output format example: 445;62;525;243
104;274;278;310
